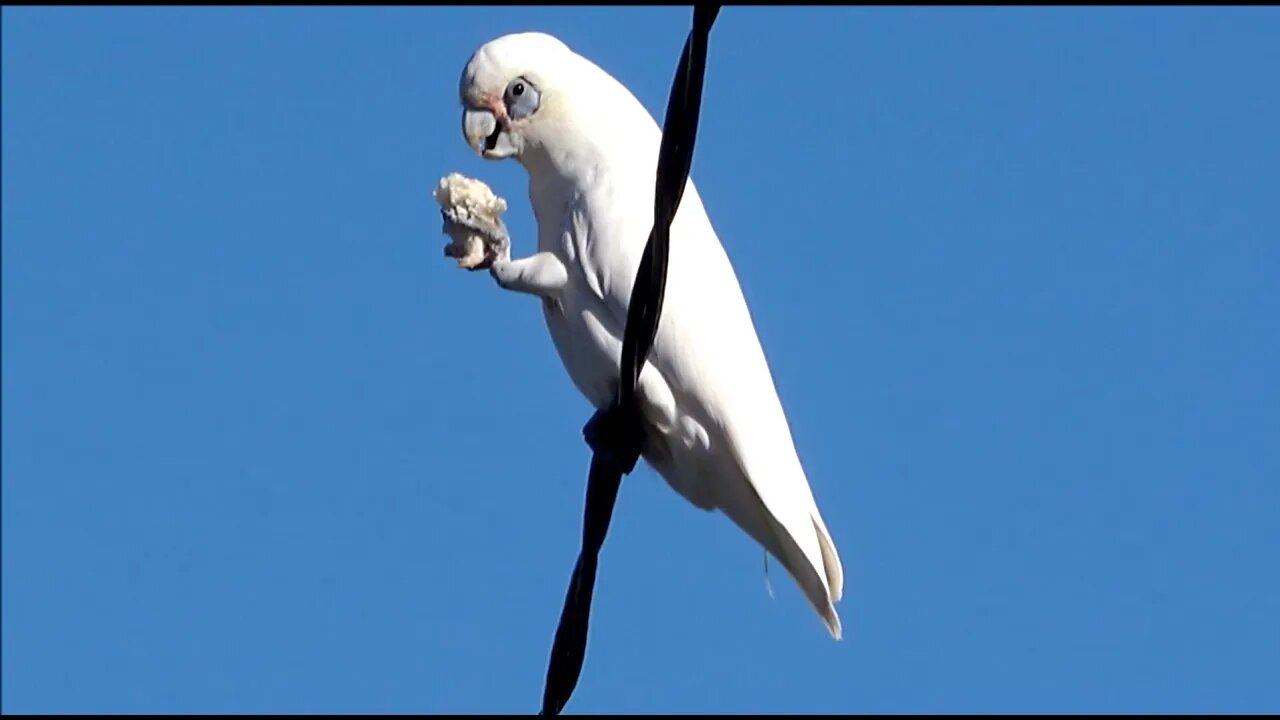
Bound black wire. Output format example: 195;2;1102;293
619;5;720;411
538;6;720;716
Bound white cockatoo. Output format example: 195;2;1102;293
455;31;845;638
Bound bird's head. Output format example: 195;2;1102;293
458;32;576;162
457;32;657;172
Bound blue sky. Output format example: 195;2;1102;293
3;6;1278;714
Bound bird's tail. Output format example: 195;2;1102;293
720;478;844;639
781;511;843;640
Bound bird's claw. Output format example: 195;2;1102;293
583;405;645;475
440;209;511;271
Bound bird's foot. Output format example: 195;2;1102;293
582;405;645;475
441;212;511;271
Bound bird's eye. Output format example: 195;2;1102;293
504;76;540;121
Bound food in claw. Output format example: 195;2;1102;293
434;172;510;270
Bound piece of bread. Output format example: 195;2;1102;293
433;173;510;270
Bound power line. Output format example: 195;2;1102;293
538;6;722;716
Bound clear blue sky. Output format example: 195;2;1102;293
3;6;1278;714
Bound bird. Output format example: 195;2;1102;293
455;31;845;639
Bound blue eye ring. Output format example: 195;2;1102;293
505;76;540;121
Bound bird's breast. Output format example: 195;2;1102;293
530;170;645;412
542;286;621;411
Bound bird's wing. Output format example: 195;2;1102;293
577;171;845;636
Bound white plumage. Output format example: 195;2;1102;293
455;31;844;638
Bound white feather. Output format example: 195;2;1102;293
458;32;844;638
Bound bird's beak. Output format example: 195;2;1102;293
463;108;518;159
463;109;497;154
